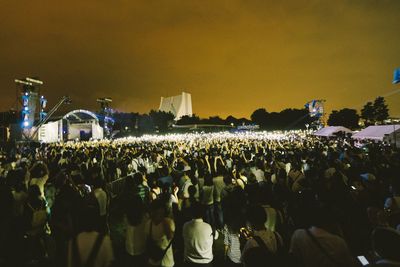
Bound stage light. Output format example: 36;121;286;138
26;77;44;85
23;121;29;127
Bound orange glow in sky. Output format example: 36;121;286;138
1;1;400;118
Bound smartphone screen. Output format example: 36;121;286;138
84;184;92;193
357;256;369;266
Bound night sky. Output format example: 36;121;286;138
1;0;400;118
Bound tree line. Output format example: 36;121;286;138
327;96;390;129
110;96;390;135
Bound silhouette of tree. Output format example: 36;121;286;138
328;108;359;129
361;101;375;126
113;112;139;131
251;108;312;130
361;97;390;125
250;108;268;127
206;116;225;125
373;96;389;124
225;115;251;126
138;114;155;133
149;110;175;132
176;114;201;125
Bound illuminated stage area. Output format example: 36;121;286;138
38;109;103;142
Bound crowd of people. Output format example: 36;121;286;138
0;130;400;267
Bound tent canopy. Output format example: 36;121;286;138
352;125;400;141
313;126;352;137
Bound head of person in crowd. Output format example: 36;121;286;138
27;185;43;206
223;174;233;186
310;203;340;232
93;177;105;190
188;185;197;200
247;173;257;184
371;227;400;264
275;168;287;185
190;201;205;220
246;204;267;231
123;175;136;193
149;198;168;224
126;195;146;226
133;172;144;186
30;162;47;179
6;168;24;190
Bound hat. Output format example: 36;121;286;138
360;173;376;182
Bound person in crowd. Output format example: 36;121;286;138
23;184;49;262
223;223;242;267
29;161;49;199
93;178;109;233
147;199;175;267
201;172;216;234
67;196;114;267
182;202;213;267
289;203;356;267
367;227;400;266
125;195;149;266
133;172;150;203
2;130;400;267
241;205;283;261
384;178;400;228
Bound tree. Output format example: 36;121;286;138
137;114;155;133
361;97;390;125
328;108;359;129
176;114;201;125
373;96;389;124
149;110;175;132
113;112;138;132
361;101;375;126
206;116;225;125
250;108;268;127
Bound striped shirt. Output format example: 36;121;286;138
223;225;241;264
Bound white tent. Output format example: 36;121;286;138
352;125;400;141
313;126;353;137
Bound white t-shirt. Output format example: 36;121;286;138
183;219;213;264
213;176;225;203
182;179;193;199
252;168;265;183
94;188;108;216
201;185;214;205
146;218;175;267
125;214;149;256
